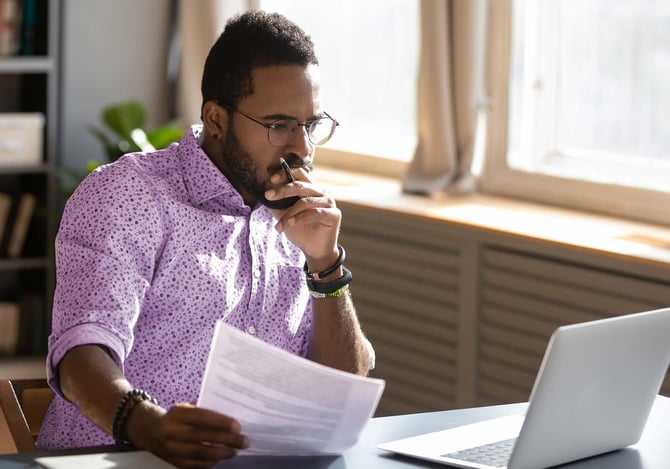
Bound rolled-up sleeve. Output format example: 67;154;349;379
47;159;164;397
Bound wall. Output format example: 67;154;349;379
60;0;173;172
337;202;670;416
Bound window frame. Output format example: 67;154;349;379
479;0;670;226
253;0;418;180
316;147;407;178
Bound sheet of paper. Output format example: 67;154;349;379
197;320;385;455
35;451;174;468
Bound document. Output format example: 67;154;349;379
197;320;385;455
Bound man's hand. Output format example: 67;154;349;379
265;167;341;272
60;345;250;468
128;403;249;469
265;167;372;376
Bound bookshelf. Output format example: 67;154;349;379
0;0;59;374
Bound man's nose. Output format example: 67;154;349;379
285;125;313;159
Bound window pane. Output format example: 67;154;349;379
508;0;670;191
259;0;419;161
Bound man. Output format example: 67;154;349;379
37;10;372;468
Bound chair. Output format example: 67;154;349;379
0;379;52;454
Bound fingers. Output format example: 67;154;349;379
149;405;250;468
170;403;242;432
274;201;340;233
161;439;241;466
163;405;249;447
265;170;335;219
266;174;338;230
266;167;341;259
164;423;248;449
266;174;328;203
160;442;239;469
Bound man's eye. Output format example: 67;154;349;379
270;121;291;131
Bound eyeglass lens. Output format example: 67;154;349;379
269;118;335;147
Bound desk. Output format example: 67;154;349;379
1;395;668;468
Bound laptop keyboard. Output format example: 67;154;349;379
442;437;516;468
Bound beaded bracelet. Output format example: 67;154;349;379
112;388;158;445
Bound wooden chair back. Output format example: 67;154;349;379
0;379;52;454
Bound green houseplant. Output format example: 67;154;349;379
60;100;185;197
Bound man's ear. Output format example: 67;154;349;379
202;101;228;139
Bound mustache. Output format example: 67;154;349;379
277;156;313;173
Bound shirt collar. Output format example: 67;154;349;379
178;125;241;206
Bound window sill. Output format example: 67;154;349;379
316;146;409;179
316;166;670;269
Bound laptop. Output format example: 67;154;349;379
378;307;670;468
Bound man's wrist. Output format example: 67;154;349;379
304;244;345;281
124;399;164;450
114;390;161;447
306;266;352;294
309;283;349;299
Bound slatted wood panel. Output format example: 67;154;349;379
478;246;670;405
339;206;462;416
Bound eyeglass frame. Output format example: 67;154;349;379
217;101;339;147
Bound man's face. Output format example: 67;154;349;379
221;64;322;209
221;123;307;209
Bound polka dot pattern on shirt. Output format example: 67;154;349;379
38;126;312;450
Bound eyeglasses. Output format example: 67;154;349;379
219;101;339;147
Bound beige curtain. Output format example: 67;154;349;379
176;0;249;126
402;0;489;195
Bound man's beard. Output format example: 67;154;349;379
222;127;300;209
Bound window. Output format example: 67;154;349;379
483;0;670;224
258;0;420;173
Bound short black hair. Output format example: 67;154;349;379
201;10;318;113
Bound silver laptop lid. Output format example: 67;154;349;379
510;307;670;469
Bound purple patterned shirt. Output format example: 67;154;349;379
37;126;312;449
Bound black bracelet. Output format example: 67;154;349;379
112;389;158;445
306;266;353;294
304;244;346;281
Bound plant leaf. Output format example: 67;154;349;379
63;101;183;205
146;125;185;149
103;101;146;141
86;160;103;174
130;128;156;152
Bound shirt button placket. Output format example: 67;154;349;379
247;214;262;339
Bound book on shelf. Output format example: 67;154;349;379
0;0;47;57
0;301;20;356
0;0;21;56
19;0;46;56
0;293;46;357
7;192;36;257
18;0;33;54
0;192;12;244
0;192;37;258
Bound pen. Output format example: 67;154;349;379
279;157;295;182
